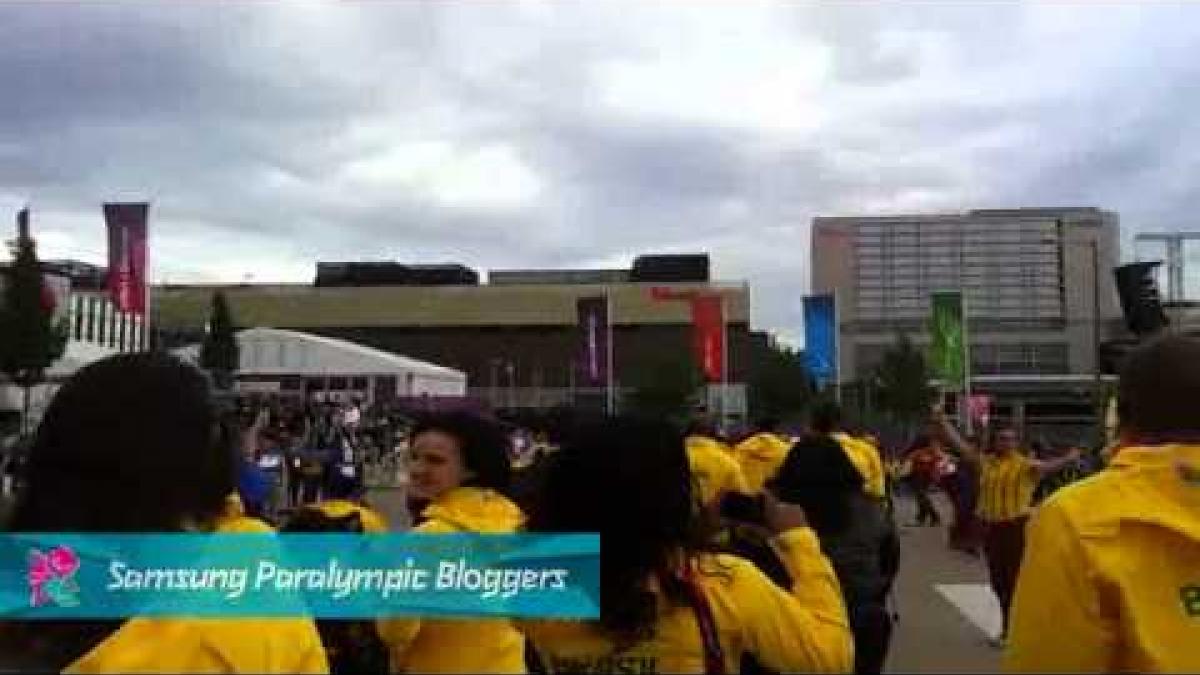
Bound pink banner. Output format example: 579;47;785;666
104;203;149;315
966;394;992;429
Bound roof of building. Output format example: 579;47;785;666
153;281;751;329
814;207;1117;226
175;327;466;380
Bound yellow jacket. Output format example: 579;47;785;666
377;487;527;673
214;493;276;534
734;432;792;494
833;433;886;500
521;528;853;673
66;504;328;674
686;435;750;506
314;499;390;533
1004;444;1200;673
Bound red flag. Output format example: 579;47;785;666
690;295;724;382
104;203;149;315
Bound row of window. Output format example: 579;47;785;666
855;341;1070;375
857;308;1065;320
858;288;1063;299
852;223;1060;235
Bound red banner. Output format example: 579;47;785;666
690;295;724;382
104;203;149;315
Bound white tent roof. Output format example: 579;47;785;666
178;327;464;381
47;341;122;378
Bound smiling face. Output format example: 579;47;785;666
408;429;471;501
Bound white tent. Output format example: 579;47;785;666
176;327;466;400
1;341;122;427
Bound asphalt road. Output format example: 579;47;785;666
885;494;1001;673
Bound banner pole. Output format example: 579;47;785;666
715;291;724;427
606;289;615;416
961;290;972;435
834;289;842;405
143;201;152;352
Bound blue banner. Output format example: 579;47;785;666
0;533;599;620
803;294;837;386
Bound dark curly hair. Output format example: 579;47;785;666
1;353;235;671
524;415;716;648
9;352;234;532
409;411;512;493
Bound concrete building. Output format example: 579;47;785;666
812;207;1122;437
152;258;753;418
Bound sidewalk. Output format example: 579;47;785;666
886;494;1000;673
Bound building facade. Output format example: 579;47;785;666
153;272;753;417
812;207;1122;438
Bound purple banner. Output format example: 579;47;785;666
576;296;610;389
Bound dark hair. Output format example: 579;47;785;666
769;435;863;536
684;416;718;438
525;415;714;647
410;411;511;493
1;354;233;670
9;353;233;533
754;417;780;433
811;401;843;434
1118;335;1200;442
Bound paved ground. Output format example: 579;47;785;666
365;484;411;530
886;494;1001;673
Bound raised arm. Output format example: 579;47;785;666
1028;447;1082;476
932;404;982;467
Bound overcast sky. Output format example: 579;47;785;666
2;2;1199;342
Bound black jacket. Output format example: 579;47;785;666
771;433;893;608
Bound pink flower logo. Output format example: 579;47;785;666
28;546;81;608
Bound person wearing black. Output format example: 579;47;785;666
771;431;896;674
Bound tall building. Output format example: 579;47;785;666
812;207;1121;435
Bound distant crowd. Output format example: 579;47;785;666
0;335;1197;673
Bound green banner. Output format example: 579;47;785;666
929;291;966;391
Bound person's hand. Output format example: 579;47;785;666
763;492;807;534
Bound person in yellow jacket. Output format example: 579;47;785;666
935;407;1080;644
0;353;327;673
520;416;853;673
685;419;750;507
733;417;793;494
376;411;526;673
1004;335;1200;673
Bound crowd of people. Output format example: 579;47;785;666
0;334;1198;672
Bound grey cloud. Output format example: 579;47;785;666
4;2;1200;340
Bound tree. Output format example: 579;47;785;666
0;221;68;435
748;338;814;423
624;351;703;423
199;291;239;390
873;333;936;436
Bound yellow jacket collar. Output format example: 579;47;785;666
422;486;524;533
1104;444;1200;540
